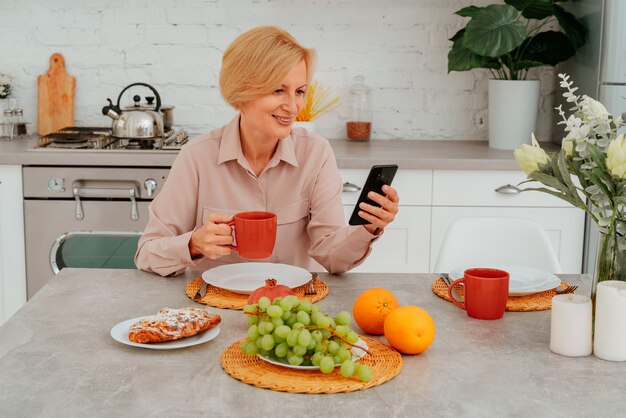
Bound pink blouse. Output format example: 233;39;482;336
135;115;380;276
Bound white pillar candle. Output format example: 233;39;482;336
550;294;592;357
593;281;626;361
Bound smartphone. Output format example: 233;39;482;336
348;164;398;226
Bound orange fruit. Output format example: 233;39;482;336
383;305;435;355
352;288;399;335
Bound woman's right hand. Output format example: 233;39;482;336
188;213;234;259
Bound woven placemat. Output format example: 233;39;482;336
221;337;402;394
185;277;329;310
432;277;574;311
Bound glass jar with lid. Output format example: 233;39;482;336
346;75;372;140
12;108;27;136
1;109;13;139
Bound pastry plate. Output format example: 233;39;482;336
201;262;311;295
448;265;561;296
110;316;221;350
257;338;368;370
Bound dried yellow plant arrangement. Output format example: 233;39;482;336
296;80;339;122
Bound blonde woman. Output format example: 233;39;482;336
135;26;399;276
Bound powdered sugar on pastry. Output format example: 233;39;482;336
128;307;221;344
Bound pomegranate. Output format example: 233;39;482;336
247;278;295;304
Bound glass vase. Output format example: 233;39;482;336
592;231;626;303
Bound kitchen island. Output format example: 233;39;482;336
0;268;622;417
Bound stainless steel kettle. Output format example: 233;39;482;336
124;96;175;131
101;82;164;139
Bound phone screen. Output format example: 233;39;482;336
348;164;398;226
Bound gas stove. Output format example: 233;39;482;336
33;126;189;151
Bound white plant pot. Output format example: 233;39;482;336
292;121;317;133
488;79;540;150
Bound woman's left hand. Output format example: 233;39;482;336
358;184;400;235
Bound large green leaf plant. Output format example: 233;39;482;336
448;0;587;80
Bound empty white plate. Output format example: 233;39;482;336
201;262;311;294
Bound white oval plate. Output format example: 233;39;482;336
110;316;220;350
449;265;561;296
257;338;368;370
201;262;311;295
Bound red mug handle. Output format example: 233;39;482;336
447;278;466;310
225;219;237;252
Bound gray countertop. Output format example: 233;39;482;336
0;268;622;417
0;135;558;169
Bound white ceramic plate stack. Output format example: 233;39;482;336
448;265;561;296
201;262;312;294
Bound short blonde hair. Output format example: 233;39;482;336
219;26;317;110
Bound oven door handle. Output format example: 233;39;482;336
72;186;139;221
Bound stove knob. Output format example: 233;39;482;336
47;176;65;193
144;178;157;198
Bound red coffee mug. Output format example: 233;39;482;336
447;268;509;320
227;211;277;259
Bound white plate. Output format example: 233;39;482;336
201;262;311;295
257;338;369;370
110;316;220;350
449;265;561;296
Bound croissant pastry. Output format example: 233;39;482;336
128;307;221;344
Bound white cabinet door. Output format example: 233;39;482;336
340;168;432;273
344;205;431;273
431;169;585;274
430;207;585;274
0;165;27;326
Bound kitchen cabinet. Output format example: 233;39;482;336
339;169;585;274
341;169;432;273
430;170;585;273
0;165;27;326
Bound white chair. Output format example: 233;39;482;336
434;217;562;274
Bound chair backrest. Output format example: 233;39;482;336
434;217;562;274
50;231;142;274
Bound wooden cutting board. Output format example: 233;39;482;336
38;53;76;135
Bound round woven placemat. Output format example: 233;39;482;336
432;277;574;311
221;337;402;394
185;277;329;310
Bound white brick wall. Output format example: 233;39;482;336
0;0;557;141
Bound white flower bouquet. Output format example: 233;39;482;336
515;74;626;233
0;73;13;99
514;74;626;294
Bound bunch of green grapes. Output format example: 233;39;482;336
240;295;372;382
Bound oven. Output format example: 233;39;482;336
22;165;170;299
